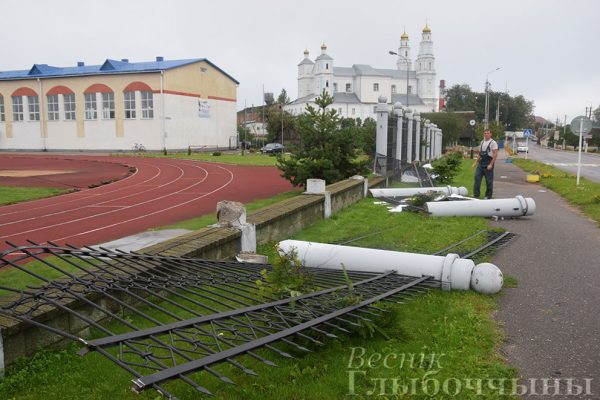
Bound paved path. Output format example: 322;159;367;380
491;152;600;398
0;155;294;253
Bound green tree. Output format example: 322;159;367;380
444;84;479;113
264;106;296;143
444;84;534;130
277;88;290;105
277;91;367;186
421;112;467;148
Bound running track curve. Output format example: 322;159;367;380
0;155;295;253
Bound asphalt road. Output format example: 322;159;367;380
492;152;600;399
522;144;600;183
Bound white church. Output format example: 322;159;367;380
286;24;437;119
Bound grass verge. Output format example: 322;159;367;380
512;158;600;226
0;158;518;399
114;151;282;166
0;187;67;206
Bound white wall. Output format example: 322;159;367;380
0;93;236;151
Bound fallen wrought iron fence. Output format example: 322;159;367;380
432;230;517;263
0;242;437;398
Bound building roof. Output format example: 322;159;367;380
391;93;425;106
0;58;239;84
333;65;417;79
333;92;361;103
298;58;315;66
315;53;333;61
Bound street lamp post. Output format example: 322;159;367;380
484;67;501;129
388;51;409;108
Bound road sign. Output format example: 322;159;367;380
570;115;593;186
523;129;533;137
469;119;476;126
570;116;592;136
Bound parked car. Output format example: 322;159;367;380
260;143;284;154
516;144;529;153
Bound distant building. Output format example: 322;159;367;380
286;24;437;119
0;57;238;151
237;105;269;137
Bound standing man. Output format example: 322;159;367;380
473;129;499;199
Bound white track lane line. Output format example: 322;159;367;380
0;162;184;228
0;159;151;217
0;162;210;239
52;163;235;242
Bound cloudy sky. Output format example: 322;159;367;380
2;0;599;123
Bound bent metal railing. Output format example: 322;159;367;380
0;242;437;398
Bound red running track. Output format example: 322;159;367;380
0;155;295;253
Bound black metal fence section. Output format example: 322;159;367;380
432;230;517;263
0;242;436;398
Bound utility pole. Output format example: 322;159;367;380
484;67;501;129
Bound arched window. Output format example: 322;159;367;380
0;94;4;122
47;86;75;121
123;82;154;119
84;84;114;119
12;87;38;122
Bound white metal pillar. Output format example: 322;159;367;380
375;97;389;158
405;109;413;163
414;112;421;162
394;102;403;163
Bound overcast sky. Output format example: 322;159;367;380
2;0;599;124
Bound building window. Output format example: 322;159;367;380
325;80;329;88
64;94;76;120
124;91;136;119
391;85;397;94
373;106;377;113
338;108;342;114
429;62;432;69
12;96;24;121
27;96;40;121
326;63;329;70
47;94;59;121
141;91;153;119
333;83;338;92
351;108;355;115
346;83;351;92
405;51;408;57
407;86;412;94
84;93;97;120
373;83;379;92
102;92;115;119
0;97;4;122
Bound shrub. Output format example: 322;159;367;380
212;151;222;156
431;151;463;184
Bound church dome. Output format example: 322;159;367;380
401;31;409;40
423;24;431;33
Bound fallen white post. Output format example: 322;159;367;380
426;195;536;217
278;240;503;294
370;186;468;198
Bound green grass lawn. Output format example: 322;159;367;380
0;187;67;206
115;151;282;166
0;158;518;399
512;158;600;226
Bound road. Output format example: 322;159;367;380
523;144;600;183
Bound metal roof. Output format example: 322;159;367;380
333;65;417;79
391;93;425;106
298;58;315;66
333;92;361;103
0;58;239;84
